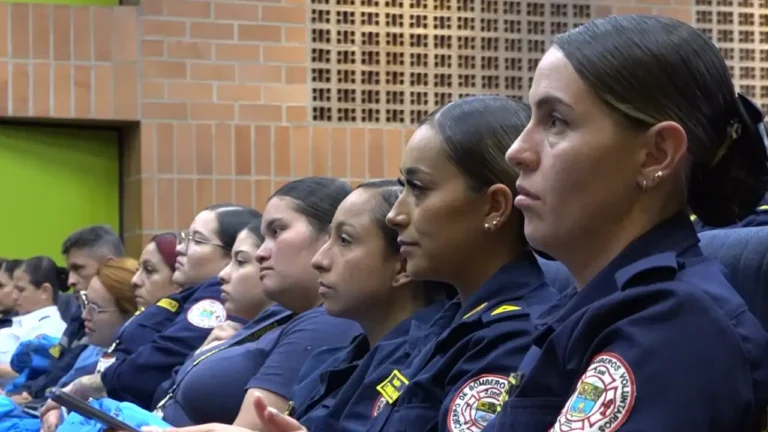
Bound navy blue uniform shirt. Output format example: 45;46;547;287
485;213;768;432
244;306;362;399
290;300;449;431
101;276;227;410
154;305;295;426
365;253;557;432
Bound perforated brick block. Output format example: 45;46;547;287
309;0;592;124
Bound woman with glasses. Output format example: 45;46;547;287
40;205;263;432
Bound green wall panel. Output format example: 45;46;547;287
0;125;121;265
0;0;120;6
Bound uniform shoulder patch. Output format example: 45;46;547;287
551;352;636;432
156;298;180;313
48;344;62;359
447;374;507;432
186;299;226;329
481;303;525;324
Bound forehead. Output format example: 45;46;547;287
87;276;111;302
233;229;261;251
262;197;301;223
402;126;456;175
191;210;219;237
13;268;30;283
334;189;378;226
66;249;99;267
141;242;161;262
529;47;587;107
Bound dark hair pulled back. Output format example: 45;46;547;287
419;95;530;194
20;256;67;300
204;204;263;254
554;14;768;227
270;177;353;235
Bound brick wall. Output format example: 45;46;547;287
1;0;758;257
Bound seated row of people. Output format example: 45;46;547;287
0;14;766;432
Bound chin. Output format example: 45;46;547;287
405;259;431;281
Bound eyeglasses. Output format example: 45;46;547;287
178;231;229;252
78;291;117;316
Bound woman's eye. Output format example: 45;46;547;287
339;235;352;246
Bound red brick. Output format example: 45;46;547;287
261;5;306;24
215;43;261;61
262;46;306;64
165;0;212;19
190;102;235;121
238;25;282;43
213;2;260;21
189;63;236;82
190;22;234;41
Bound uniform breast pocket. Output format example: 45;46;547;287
495;397;565;431
390;404;439;432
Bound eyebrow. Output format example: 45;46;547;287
190;230;211;240
234;250;250;259
401;166;430;178
532;94;574;112
334;220;357;233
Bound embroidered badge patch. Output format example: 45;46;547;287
372;395;387;417
551;352;636;432
376;370;409;404
186;299;226;329
448;374;508;432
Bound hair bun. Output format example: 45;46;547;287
689;94;768;227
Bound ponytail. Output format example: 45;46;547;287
20;256;68;302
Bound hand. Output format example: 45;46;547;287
211;321;243;343
40;400;62;432
11;392;32;404
252;394;307;432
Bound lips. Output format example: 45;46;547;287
515;183;541;201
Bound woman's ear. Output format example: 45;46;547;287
40;282;53;300
391;258;413;288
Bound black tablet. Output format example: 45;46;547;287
49;388;140;432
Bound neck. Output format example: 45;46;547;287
358;289;426;346
241;300;274;322
453;242;524;303
564;206;678;289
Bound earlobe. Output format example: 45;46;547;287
483;184;514;230
392;258;412;287
637;121;688;189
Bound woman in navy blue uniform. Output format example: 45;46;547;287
40;205;262;432
484;15;768;431
132;233;182;311
168;177;362;432
150;211;294;427
250;96;558;432
282;180;451;431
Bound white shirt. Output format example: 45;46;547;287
0;305;67;364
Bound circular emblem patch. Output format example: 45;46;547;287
371;395;387;417
186;299;227;329
551;352;636;432
447;374;507;432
